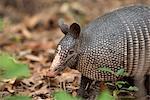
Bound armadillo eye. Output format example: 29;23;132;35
68;50;74;55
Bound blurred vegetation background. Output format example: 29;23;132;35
0;0;150;46
0;0;150;21
0;0;149;22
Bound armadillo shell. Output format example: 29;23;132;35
77;5;150;81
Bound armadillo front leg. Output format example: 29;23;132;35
77;75;101;100
86;81;101;100
77;75;93;99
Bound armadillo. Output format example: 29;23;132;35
49;5;150;99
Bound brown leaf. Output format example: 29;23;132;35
25;54;43;62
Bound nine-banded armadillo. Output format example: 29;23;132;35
49;5;150;99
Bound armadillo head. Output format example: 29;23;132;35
49;22;81;76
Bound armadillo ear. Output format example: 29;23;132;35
58;20;69;35
70;23;81;39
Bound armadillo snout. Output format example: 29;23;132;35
46;70;57;78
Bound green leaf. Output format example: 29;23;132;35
127;86;139;91
53;91;78;100
117;84;122;89
98;67;114;74
116;81;128;85
105;82;115;87
97;90;115;100
4;95;32;100
115;69;129;77
115;81;128;88
0;53;30;79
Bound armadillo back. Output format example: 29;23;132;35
78;5;150;81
